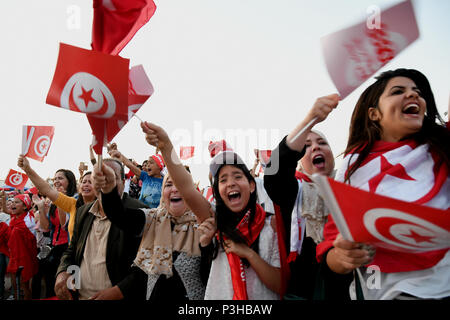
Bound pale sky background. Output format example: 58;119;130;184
0;0;449;189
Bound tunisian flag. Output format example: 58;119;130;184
321;0;419;99
46;43;129;120
88;64;154;153
313;175;450;273
5;170;28;190
22;125;55;162
180;146;195;160
92;0;157;55
46;43;130;154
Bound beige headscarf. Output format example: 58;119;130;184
299;129;336;244
133;175;201;277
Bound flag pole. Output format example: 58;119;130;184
289;117;316;145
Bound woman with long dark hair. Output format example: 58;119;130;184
316;68;450;300
139;121;285;300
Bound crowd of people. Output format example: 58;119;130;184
0;68;448;301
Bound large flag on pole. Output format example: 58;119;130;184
46;43;130;154
313;174;450;272
22;125;55;162
321;0;419;99
92;0;157;55
5;169;28;190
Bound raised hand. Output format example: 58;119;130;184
307;93;340;125
17;154;31;172
140;121;171;152
92;162;117;194
109;149;123;161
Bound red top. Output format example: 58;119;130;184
50;208;69;246
7;213;38;282
0;222;10;257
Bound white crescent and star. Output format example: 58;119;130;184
363;208;450;252
60;72;116;119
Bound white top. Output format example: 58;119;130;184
336;146;450;300
0;212;10;225
355;250;450;300
204;215;280;300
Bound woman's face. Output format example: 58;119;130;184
54;171;69;194
163;176;187;217
300;132;334;176
369;76;426;142
217;165;255;213
11;198;26;215
80;174;96;199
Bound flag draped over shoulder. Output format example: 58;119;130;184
91;0;157;55
314;138;450;273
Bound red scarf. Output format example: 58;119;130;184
224;204;266;300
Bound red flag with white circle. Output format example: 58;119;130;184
46;43;129;120
22;125;55;162
313;175;449;272
321;0;419;99
5;169;28;190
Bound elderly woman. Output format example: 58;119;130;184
93;162;207;301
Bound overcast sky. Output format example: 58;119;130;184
1;0;449;188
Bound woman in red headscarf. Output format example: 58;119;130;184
7;193;38;300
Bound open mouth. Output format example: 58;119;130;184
402;103;420;115
228;191;241;203
170;197;183;204
312;155;325;169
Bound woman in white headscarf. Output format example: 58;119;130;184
264;94;351;300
